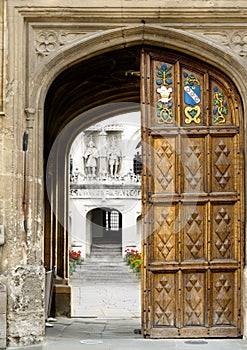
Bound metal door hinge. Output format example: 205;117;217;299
125;70;140;77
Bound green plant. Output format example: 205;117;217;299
125;249;142;273
69;249;82;274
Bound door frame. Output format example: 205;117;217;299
90;207;122;245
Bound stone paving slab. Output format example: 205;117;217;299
44;318;247;349
8;336;247;350
6;316;247;350
71;284;141;318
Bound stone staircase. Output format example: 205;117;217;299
71;244;139;284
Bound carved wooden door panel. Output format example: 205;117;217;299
141;48;244;338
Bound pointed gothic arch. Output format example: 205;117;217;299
31;25;247;336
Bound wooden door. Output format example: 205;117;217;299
141;48;244;338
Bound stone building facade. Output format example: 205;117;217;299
1;0;247;347
69;114;141;258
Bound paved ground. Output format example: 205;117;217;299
71;281;141;318
7;316;247;350
7;258;247;349
70;245;141;318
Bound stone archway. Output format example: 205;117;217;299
35;25;247;334
90;208;122;245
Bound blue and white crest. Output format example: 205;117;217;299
184;85;200;106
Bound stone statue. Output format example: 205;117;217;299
107;140;121;177
83;140;99;177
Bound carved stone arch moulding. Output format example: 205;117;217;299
30;24;247;113
188;29;247;59
28;23;119;78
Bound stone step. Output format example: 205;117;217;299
77;267;131;273
84;256;124;260
72;269;139;275
85;254;123;258
91;249;121;251
90;248;122;253
81;264;126;268
92;244;122;249
70;243;138;284
73;263;138;281
90;247;122;251
77;263;130;268
74;274;138;280
73;272;138;277
72;279;139;284
91;249;122;253
90;252;122;256
73;272;137;278
88;255;123;260
90;251;122;255
72;271;140;280
76;270;133;274
92;242;122;247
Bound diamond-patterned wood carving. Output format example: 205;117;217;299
156;141;174;190
214;140;231;188
184;141;202;189
213;274;232;325
185;209;203;259
143;50;242;338
214;208;231;257
156;209;175;260
184;274;204;326
154;275;174;326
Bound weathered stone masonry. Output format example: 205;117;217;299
1;0;247;346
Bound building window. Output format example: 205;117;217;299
105;210;120;231
133;152;142;175
110;211;119;231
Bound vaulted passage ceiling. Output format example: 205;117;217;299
44;46;142;155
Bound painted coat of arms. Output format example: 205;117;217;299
183;72;201;124
156;64;174;124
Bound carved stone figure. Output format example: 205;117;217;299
83;140;99;177
107;140;121;177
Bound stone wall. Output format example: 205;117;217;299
1;0;247;346
0;280;6;349
7;266;45;347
